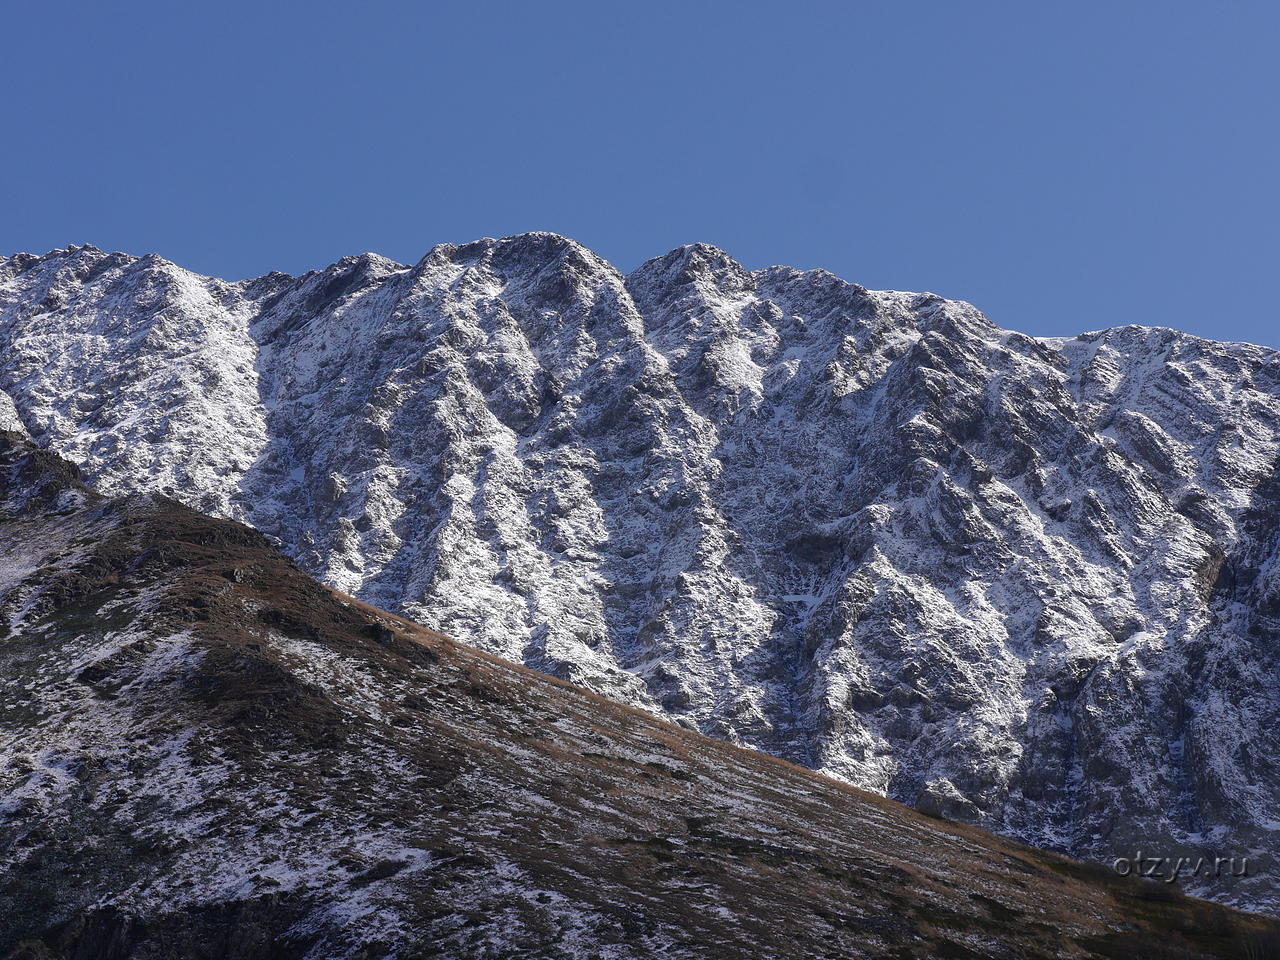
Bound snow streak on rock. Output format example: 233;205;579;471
0;390;24;435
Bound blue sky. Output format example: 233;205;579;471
3;2;1276;346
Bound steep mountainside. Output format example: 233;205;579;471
2;429;1278;960
3;237;1279;912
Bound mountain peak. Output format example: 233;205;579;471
631;241;748;280
626;243;754;311
422;231;595;265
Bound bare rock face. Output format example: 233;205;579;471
3;235;1280;912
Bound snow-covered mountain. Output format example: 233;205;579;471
3;235;1279;911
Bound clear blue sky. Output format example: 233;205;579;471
3;2;1277;346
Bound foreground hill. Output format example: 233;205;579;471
3;237;1280;913
0;429;1275;959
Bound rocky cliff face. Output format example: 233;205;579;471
3;236;1279;911
0;390;24;436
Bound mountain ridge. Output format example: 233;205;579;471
9;237;1274;351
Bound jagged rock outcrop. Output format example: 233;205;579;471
3;236;1279;912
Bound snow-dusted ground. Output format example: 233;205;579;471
3;236;1280;912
